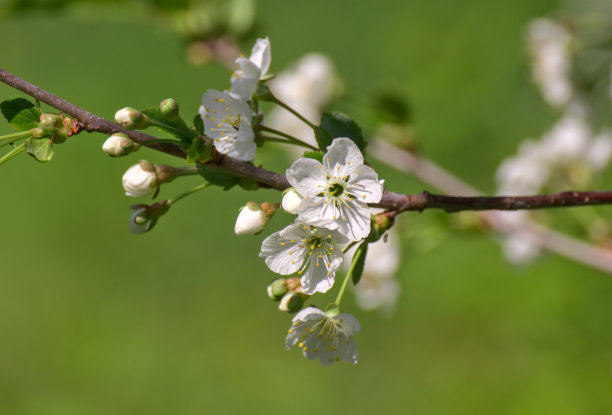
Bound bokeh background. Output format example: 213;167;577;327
1;0;612;413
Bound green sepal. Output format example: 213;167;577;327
316;112;365;153
302;150;324;162
184;138;212;165
351;242;369;285
142;106;192;142
24;137;54;162
197;163;240;190
0;97;41;131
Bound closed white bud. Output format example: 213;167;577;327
281;187;302;214
122;161;158;197
102;133;139;157
115;107;150;130
234;202;267;235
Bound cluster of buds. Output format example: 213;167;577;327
33;113;74;143
267;277;309;313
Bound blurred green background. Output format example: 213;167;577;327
1;0;612;413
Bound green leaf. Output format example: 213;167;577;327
302;150;324;162
372;92;411;124
142;107;192;142
184;138;212;165
314;125;333;151
193;113;204;136
317;112;365;152
0;97;41;131
197;164;240;190
351;242;369;285
24;137;54;162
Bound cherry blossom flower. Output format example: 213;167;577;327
122;161;158;197
230;37;271;101
286;307;360;366
259;221;348;295
199;90;256;161
286;137;384;241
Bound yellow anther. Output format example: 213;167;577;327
313;348;318;352
335;357;340;362
217;123;222;128
280;242;285;246
299;342;304;348
219;99;224;103
288;329;294;334
303;347;308;351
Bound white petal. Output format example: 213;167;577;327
286;158;327;197
337;336;359;364
335;313;361;335
298;196;338;223
259;231;306;275
301;249;336;295
293;307;326;322
323;137;364;177
250;37;271;75
333;201;371;241
347;166;384;203
225;122;256;161
231;58;260;101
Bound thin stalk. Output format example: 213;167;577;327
0;130;32;148
271;97;317;129
334;245;364;306
172;166;200;177
0;143;26;166
168;182;211;205
260;135;316;149
141;138;183;146
259;125;318;150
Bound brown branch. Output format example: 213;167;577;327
2;66;612;214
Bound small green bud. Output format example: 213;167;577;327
39;113;64;129
115;107;150;130
278;291;308;313
366;212;394;243
267;278;289;301
160;98;180;119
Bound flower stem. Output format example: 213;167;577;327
168;182;211;205
0;143;26;166
258;125;318;150
172;166;200;177
271;97;317;129
334;244;364;306
141;138;183;146
259;135;317;150
0;130;32;148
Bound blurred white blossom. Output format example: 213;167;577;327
527;18;573;108
267;53;340;147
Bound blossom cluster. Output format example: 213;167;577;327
114;37;392;366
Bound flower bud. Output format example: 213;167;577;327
122;160;159;197
234;202;267;235
366;212;395;243
281;188;303;214
278;291;308;313
129;201;170;234
160;98;180;119
39;113;64;129
115;107;150;130
102;133;139;157
267;278;289;301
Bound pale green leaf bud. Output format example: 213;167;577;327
160;98;180;119
102;133;139;157
115;107;150;130
281;187;302;214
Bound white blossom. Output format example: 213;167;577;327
585;130;612;171
527;19;573;108
281;188;303;214
259;222;348;295
199;90;256;161
234;203;267;235
541;111;591;164
496;140;550;195
286;307;360;366
122;161;158;197
230;37;271;101
286;137;384;241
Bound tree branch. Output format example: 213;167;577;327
2;66;612;215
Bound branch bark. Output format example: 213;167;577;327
2;66;612;215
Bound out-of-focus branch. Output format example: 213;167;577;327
368;139;612;274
